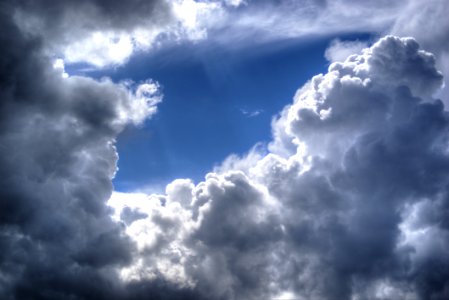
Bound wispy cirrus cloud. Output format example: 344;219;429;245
240;108;263;117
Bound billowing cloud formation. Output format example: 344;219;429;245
108;36;449;300
0;2;166;299
389;0;449;103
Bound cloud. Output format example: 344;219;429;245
324;39;368;63
4;1;403;68
62;32;135;68
107;36;449;299
13;0;174;64
12;0;449;86
12;0;236;68
2;0;449;299
0;2;164;299
239;108;263;118
388;0;449;103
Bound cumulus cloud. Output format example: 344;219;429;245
0;1;164;299
389;0;449;103
107;36;449;300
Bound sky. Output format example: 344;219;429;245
105;36;359;190
1;1;449;300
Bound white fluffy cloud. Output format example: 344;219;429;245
62;32;135;67
108;36;449;299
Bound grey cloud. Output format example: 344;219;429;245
13;0;172;42
389;0;449;104
9;0;176;67
265;37;449;299
120;207;149;226
391;0;449;53
0;1;169;299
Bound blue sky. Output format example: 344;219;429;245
80;34;372;191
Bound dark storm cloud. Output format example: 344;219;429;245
0;1;185;299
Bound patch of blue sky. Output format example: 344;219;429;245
67;33;373;192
